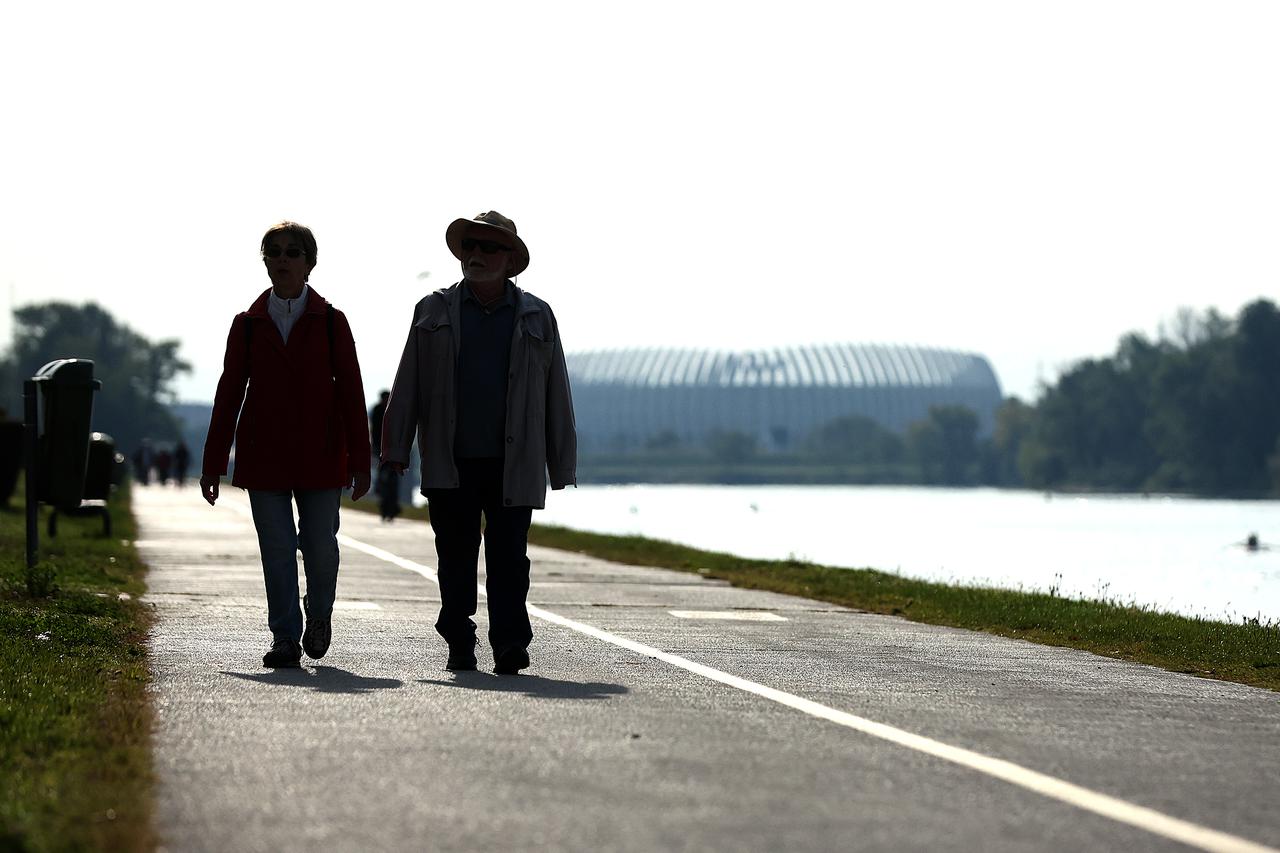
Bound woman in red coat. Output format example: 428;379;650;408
201;222;371;668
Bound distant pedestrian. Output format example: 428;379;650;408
375;465;402;522
173;440;191;486
380;211;576;675
155;448;172;484
370;391;401;522
370;390;390;459
201;221;371;669
132;440;153;485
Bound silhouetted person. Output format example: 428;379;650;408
375;465;402;522
132;440;153;485
380;211;576;675
155;448;172;484
201;221;371;669
370;390;390;459
370;391;401;522
173;440;190;486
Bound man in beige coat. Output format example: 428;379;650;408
380;211;576;674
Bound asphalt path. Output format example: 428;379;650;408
136;485;1280;853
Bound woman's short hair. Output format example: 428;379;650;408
260;221;318;267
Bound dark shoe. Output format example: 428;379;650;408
494;646;530;675
263;638;302;668
302;595;331;660
446;640;478;672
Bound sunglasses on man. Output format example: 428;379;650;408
461;238;511;254
263;246;305;259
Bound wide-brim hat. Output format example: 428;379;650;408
445;210;530;277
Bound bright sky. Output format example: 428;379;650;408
2;2;1277;406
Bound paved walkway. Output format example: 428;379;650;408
136;485;1280;853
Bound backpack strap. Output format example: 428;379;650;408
327;304;336;378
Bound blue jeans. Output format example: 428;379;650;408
248;488;342;643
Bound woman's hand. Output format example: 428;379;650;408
350;469;371;501
200;475;220;506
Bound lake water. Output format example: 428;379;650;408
528;484;1280;624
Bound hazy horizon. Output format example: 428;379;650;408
3;2;1276;407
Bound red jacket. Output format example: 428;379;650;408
203;287;370;490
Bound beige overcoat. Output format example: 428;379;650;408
380;282;577;509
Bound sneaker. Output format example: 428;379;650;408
494;646;530;675
446;639;478;672
302;594;331;659
263;638;302;668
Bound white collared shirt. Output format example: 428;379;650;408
268;284;310;344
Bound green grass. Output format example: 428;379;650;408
345;497;1280;692
0;481;154;852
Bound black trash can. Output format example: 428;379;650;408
82;432;116;501
33;359;101;509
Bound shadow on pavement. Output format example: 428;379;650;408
221;665;404;694
420;672;627;700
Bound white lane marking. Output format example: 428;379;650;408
669;610;787;621
337;534;436;580
334;601;382;611
221;511;1274;853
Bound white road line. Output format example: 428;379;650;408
669;610;787;621
229;510;1274;853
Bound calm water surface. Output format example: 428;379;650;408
533;485;1280;623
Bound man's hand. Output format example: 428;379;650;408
380;461;406;476
200;475;220;506
351;469;371;501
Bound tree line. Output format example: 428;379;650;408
1007;299;1280;495
3;298;1277;496
0;302;190;456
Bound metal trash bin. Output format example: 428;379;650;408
33;359;101;509
46;431;117;538
82;432;116;501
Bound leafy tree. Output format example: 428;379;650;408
1019;300;1280;496
982;397;1035;486
1229;300;1280;487
0;302;191;456
1158;305;1231;350
806;414;904;464
907;405;979;485
1019;352;1154;489
1144;342;1237;491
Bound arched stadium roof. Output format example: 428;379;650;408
565;344;1003;451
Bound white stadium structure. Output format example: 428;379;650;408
565;344;1004;452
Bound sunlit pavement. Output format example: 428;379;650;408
136;485;1280;853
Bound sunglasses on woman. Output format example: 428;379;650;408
263;246;305;259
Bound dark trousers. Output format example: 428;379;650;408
426;457;533;656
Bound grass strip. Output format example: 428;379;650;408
345;497;1280;692
0;481;154;852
